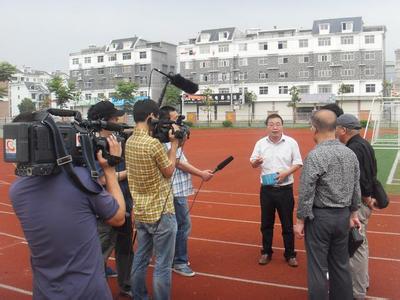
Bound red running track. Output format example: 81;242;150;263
0;128;399;299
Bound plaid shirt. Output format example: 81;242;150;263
125;128;175;223
165;143;193;197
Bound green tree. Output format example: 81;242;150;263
381;80;392;97
0;61;17;81
164;85;182;107
40;95;52;110
114;81;138;112
337;83;351;107
244;91;257;126
18;98;36;113
47;75;78;108
200;88;214;126
0;86;7;99
288;86;301;124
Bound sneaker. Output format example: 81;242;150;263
120;289;133;298
173;264;195;277
287;257;299;268
105;266;118;277
258;254;272;265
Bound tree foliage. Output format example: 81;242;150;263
18;98;36;113
200;88;214;126
289;86;301;124
47;75;78;108
244;91;257;104
0;61;17;81
0;86;7;99
114;81;138;113
164;85;182;106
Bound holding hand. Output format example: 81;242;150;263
294;219;305;239
251;156;264;168
276;170;289;184
201;170;214;181
350;211;362;230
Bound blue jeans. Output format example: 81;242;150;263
131;214;177;300
173;196;192;266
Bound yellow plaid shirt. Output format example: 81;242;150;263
125;128;175;223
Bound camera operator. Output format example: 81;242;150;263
9;113;125;300
87;101;134;297
160;106;213;277
125;100;179;300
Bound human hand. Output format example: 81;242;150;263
350;212;362;230
363;196;377;211
251;156;264;167
107;134;122;158
201;170;214;181
276;170;288;184
294;220;304;239
169;124;180;144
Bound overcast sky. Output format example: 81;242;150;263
1;0;399;73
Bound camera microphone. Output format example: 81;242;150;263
213;156;234;174
154;69;199;94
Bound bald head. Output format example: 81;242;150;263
311;109;337;133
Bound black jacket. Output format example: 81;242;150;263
346;134;377;197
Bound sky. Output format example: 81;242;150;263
1;0;400;73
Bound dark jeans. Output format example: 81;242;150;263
305;208;353;300
260;185;296;259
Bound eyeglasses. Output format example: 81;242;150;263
267;122;282;127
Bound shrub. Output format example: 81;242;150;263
222;120;233;127
184;121;193;127
360;120;368;128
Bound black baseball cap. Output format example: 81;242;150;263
87;101;125;120
336;114;362;130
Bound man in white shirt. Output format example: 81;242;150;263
250;114;303;267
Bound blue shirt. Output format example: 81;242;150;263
9;167;119;300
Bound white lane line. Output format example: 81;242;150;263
0;202;12;207
0;180;11;185
0;232;26;241
387;150;400;185
0;283;32;296
191;215;400;236
191;200;400;217
0;211;14;215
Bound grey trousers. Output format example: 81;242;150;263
305;208;353;300
350;204;371;299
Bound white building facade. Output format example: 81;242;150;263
177;17;386;122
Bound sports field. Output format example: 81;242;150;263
0;128;399;299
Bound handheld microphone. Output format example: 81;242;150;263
213;156;234;174
154;69;199;94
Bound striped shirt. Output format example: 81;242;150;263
297;139;361;220
125;128;175;223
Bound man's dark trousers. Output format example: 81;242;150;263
260;185;296;259
305;207;353;300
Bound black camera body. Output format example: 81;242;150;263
3;109;127;177
152;115;190;143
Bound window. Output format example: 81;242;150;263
278;41;287;49
97;93;105;99
123;66;131;73
97;56;104;63
365;35;375;44
239;87;248;94
366;84;376;93
84;57;91;64
259;72;268;79
299;71;309;78
318;85;332;93
259;86;268;94
341;52;354;61
364;52;375;60
239;43;247;51
218;59;230;67
84;70;91;76
199;45;210;54
278;57;288;64
341;69;354;76
218;73;230;81
279;72;288;78
108;54;116;61
218;44;229;53
84;81;92;88
318;69;332;77
259;42;268;50
139;65;147;72
199;61;211;68
109;67;116;74
341;36;354;45
219;31;229;40
72;58;79;65
139;76;147;84
341;22;353;32
185;61;193;69
298;85;310;94
341;84;354;93
279;86;288;94
85;93;92;100
299;39;308;48
299;56;309;63
318;54;331;62
219;88;230;94
72;71;79;77
258;57;268;65
364;67;375;76
31;93;36;99
318;37;331;46
238;72;248;80
98;68;104;75
199;33;210;42
319;23;330;33
239;58;248;66
123;52;131;60
199;74;209;82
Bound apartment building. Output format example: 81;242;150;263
394;49;400;96
69;37;177;108
177;17;386;121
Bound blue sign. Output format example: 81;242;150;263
110;96;149;106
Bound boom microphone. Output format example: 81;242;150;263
154;69;199;94
213;156;234;174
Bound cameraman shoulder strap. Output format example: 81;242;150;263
41;113;100;195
